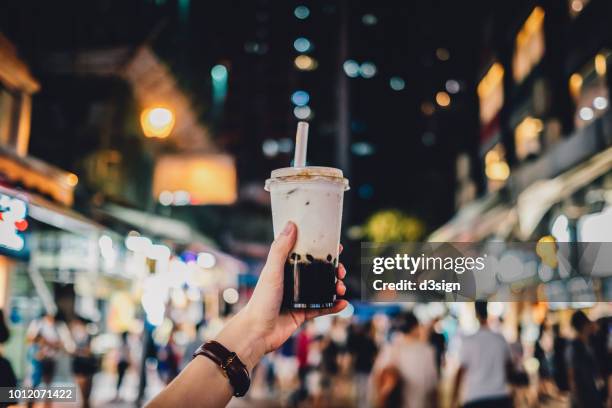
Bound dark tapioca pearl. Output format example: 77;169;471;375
326;254;332;262
296;254;301;260
305;201;310;205
306;254;314;262
290;253;298;261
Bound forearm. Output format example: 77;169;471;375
147;355;232;408
147;312;266;408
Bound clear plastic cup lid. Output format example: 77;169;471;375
265;166;349;191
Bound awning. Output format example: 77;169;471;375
516;146;612;240
428;193;513;242
99;203;216;246
0;145;77;206
98;203;247;277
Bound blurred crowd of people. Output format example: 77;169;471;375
246;302;611;408
0;303;610;408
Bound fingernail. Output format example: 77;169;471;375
282;222;294;236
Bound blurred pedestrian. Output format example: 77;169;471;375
451;301;512;408
182;321;206;370
293;322;313;403
70;317;97;408
305;334;325;407
508;324;530;407
552;323;569;394
26;334;44;388
0;309;17;404
372;311;438;408
26;312;61;385
591;317;611;407
428;317;446;379
567;310;604;408
534;322;556;401
157;326;181;384
347;320;378;408
26;312;61;408
115;331;131;401
373;366;403;408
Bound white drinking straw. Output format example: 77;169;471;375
293;121;309;167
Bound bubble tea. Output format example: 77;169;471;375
265;123;349;309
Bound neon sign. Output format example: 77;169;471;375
0;193;28;252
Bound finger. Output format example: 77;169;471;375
337;263;346;280
260;222;296;282
255;221;297;289
336;280;346;296
305;300;349;320
339;244;343;254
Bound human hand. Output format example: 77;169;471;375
215;221;348;370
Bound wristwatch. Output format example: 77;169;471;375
192;341;251;397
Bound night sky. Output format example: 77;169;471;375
0;0;499;233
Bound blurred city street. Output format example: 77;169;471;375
0;0;611;407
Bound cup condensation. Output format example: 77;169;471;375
265;167;349;309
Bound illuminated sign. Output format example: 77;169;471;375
152;154;237;205
0;193;28;252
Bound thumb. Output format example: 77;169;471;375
262;222;296;278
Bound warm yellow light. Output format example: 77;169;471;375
294;55;318;71
485;144;510;182
569;73;583;99
516;7;545;48
140;107;175;138
66;173;79;187
478;63;504;99
485;149;500;165
485;161;510;181
513;6;545;82
152;154;237;205
435;91;451;107
515;116;543;159
595;53;607;76
478;62;505;124
536;235;558;268
571;0;584;12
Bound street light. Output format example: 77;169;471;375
140;106;175;138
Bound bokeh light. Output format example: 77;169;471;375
140;107;175;138
293;105;312;120
359;62;377;78
293;37;311;53
291;90;310;106
343;60;360;78
294;5;310;19
294;55;317;71
211;64;228;82
389;76;405;91
435;91;451;107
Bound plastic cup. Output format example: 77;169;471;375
265;166;349;309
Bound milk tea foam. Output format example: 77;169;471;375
265;166;349;309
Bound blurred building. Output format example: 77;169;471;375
432;0;612;244
430;0;612;307
0;28;247;385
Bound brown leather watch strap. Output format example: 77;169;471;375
193;341;251;397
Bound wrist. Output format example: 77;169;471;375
214;310;266;371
